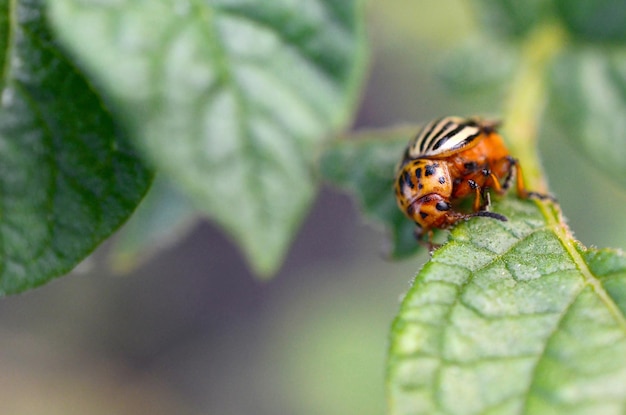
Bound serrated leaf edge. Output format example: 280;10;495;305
538;201;626;331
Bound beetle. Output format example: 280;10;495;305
394;116;546;247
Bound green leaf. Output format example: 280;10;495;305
547;46;626;189
48;0;367;276
0;0;151;294
109;177;197;273
319;129;421;259
438;36;519;98
468;0;552;39
387;198;626;414
555;0;626;42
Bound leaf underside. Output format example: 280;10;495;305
387;198;626;415
49;0;367;276
109;176;197;274
319;129;421;259
548;46;626;189
0;0;151;294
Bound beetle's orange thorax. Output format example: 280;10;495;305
442;131;512;199
441;131;508;174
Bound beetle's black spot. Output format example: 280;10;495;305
406;205;414;215
425;165;436;176
436;201;451;211
420;211;429;219
403;170;414;189
468;179;478;189
438;176;446;184
418;183;424;190
415;167;422;178
482;168;490;176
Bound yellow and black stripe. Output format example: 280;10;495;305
406;116;483;159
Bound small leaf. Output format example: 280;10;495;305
0;0;151;294
110;177;197;273
468;0;552;39
555;0;626;42
319;129;421;258
438;35;518;99
49;1;367;276
387;198;626;414
548;46;626;189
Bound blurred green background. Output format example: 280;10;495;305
2;1;626;414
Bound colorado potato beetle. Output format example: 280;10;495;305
394;116;546;247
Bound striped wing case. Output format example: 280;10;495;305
405;116;484;159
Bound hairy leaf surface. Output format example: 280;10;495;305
388;198;626;415
0;0;151;294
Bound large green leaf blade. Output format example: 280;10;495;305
468;0;552;39
555;0;626;42
319;129;420;259
547;46;626;189
387;198;626;414
438;36;519;100
49;0;367;276
0;0;152;294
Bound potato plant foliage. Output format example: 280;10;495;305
1;1;626;414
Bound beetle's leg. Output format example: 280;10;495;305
500;156;519;193
470;170;500;212
513;158;529;199
414;226;439;252
482;167;504;195
425;229;439;253
467;179;482;211
505;156;557;201
476;167;505;211
527;190;557;201
504;156;536;198
413;225;424;241
481;190;492;211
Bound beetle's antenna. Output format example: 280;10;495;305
472;211;508;222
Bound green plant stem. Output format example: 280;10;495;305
502;23;566;193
